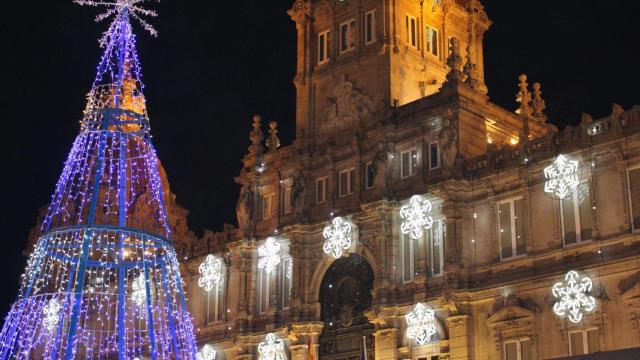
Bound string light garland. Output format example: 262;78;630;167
552;270;596;323
257;333;287;360
198;254;224;292
544;154;581;199
322;217;354;259
257;237;282;274
400;195;434;240
0;1;198;358
405;302;438;345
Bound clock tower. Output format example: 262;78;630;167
288;0;491;143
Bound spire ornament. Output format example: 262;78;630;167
515;74;532;117
531;82;547;122
249;115;265;156
266;121;281;151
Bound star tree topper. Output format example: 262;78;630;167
258;237;282;275
552;270;596;323
400;195;434;240
405;302;438;345
258;333;286;360
198;254;224;292
74;0;159;44
322;217;354;259
544;154;580;200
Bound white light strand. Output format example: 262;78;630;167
257;333;286;360
257;237;282;275
405;302;437;345
196;344;217;360
198;254;224;293
400;195;434;240
322;217;353;259
552;270;596;323
543;154;580;199
42;298;62;334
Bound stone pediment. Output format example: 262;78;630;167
487;304;536;325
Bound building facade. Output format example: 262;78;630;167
22;0;639;359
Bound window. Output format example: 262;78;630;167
316;177;328;204
628;167;640;230
401;218;445;283
429;142;441;170
279;258;292;309
425;25;439;57
261;193;274;220
207;282;224;323
318;30;330;64
503;339;532;360
365;162;375;189
339;19;356;53
405;15;418;48
280;184;292;215
258;270;273;313
499;198;525;259
365;10;376;45
569;328;600;355
339;168;356;197
401;149;418;178
560;184;592;246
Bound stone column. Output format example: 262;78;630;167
290;322;324;360
446;314;472;360
373;327;398;360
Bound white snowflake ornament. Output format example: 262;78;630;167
552;270;596;323
258;237;282;275
197;344;217;360
257;333;286;360
198;254;224;292
405;302;438;345
42;298;62;335
322;217;354;259
544;154;580;199
400;195;434;240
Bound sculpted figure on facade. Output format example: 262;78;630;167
292;171;308;222
439;118;459;174
373;140;395;197
236;171;254;238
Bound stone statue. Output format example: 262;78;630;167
292;171;308;222
236;172;254;238
439;119;459;171
373;141;395;197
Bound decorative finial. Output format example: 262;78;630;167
515;74;532;117
445;37;464;82
249;115;264;156
266;121;281;151
531;82;547;122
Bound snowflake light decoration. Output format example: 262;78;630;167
544;154;581;200
131;273;147;308
197;344;217;360
198;254;224;293
42;298;62;334
258;237;282;275
74;0;159;43
405;302;438;345
552;270;596;323
322;217;354;259
400;195;434;240
258;333;286;360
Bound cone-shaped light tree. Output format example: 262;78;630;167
0;1;197;358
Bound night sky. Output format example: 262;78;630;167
0;1;638;314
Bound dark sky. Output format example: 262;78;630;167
0;1;638;314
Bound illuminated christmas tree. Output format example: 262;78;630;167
0;1;197;358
